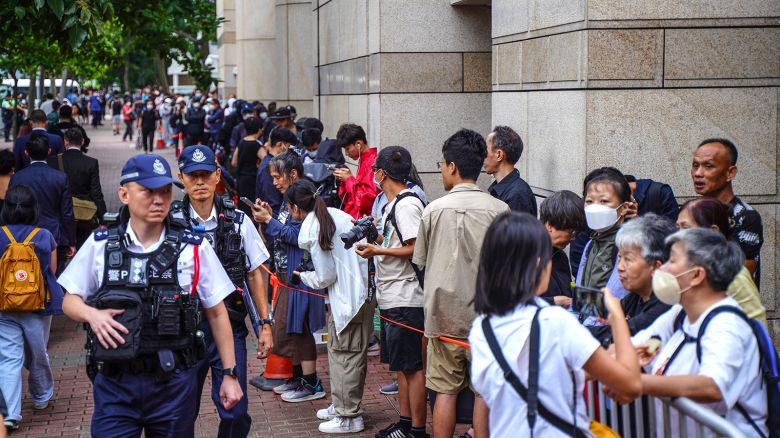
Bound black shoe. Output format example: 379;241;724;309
376;422;408;438
4;419;19;431
406;432;430;438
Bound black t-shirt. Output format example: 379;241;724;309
236;139;263;177
730;196;763;286
111;100;122;116
140;109;158;131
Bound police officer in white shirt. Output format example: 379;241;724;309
177;145;273;438
58;154;242;437
630;228;767;437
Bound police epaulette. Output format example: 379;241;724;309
181;230;204;245
93;229;110;241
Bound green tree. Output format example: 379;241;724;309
112;0;221;91
0;0;114;137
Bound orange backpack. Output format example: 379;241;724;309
0;226;47;312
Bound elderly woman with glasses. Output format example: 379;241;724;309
589;213;677;346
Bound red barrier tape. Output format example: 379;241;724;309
259;264;470;349
191;244;199;297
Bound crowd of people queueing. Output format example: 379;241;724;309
0;84;774;438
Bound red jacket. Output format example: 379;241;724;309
339;147;380;219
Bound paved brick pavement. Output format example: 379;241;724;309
9;125;470;437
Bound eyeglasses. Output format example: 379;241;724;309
436;161;445;169
371;166;381;173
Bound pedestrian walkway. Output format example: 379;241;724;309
10;124;447;437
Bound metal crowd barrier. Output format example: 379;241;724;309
585;380;747;437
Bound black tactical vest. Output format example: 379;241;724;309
88;220;204;364
183;196;249;323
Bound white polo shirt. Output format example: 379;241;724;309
632;297;768;437
188;205;269;272
58;220;234;309
469;298;599;437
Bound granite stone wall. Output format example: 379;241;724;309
491;0;780;342
313;0;493;196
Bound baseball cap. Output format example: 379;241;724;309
178;146;217;174
240;102;255;114
299;117;324;133
269;105;294;120
375;146;412;182
120;154;183;189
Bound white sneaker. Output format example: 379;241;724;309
317;403;336;420
318;416;365;434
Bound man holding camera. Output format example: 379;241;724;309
177;146;273;438
356;146;428;438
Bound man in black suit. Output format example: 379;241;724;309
47;128;106;247
47;105;91;150
13;109;64;171
10;135;75;273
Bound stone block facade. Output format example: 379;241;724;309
491;0;780;341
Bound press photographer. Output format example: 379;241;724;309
354;146;428;438
285;179;373;434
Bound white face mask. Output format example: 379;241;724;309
584;203;619;232
374;172;384;190
652;268;697;305
146;104;153;109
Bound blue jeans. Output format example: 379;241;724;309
91;367;199;438
0;313;54;421
195;320;251;438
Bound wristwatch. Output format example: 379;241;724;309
222;367;239;379
260;317;274;326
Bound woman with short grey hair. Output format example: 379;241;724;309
588;214;676;346
629;228;768;437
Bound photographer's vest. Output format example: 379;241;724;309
184;196;249;324
87;221;204;370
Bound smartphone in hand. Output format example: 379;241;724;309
239;196;256;210
573;285;608;319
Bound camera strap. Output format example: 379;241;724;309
366;257;377;303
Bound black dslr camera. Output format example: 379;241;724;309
340;216;379;249
291;255;315;285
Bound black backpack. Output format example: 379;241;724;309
302;161;342;208
381;191;427;288
672;306;779;438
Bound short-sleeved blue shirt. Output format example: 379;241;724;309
0;224;62;315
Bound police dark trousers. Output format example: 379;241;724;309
195;318;251;437
187;196;252;438
88;221;205;438
92;367;199;437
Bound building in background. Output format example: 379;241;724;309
217;0;780;341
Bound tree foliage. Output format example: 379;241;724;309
0;0;221;92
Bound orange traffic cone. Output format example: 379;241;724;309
250;354;292;391
176;132;184;157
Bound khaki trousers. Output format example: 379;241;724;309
327;300;376;417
